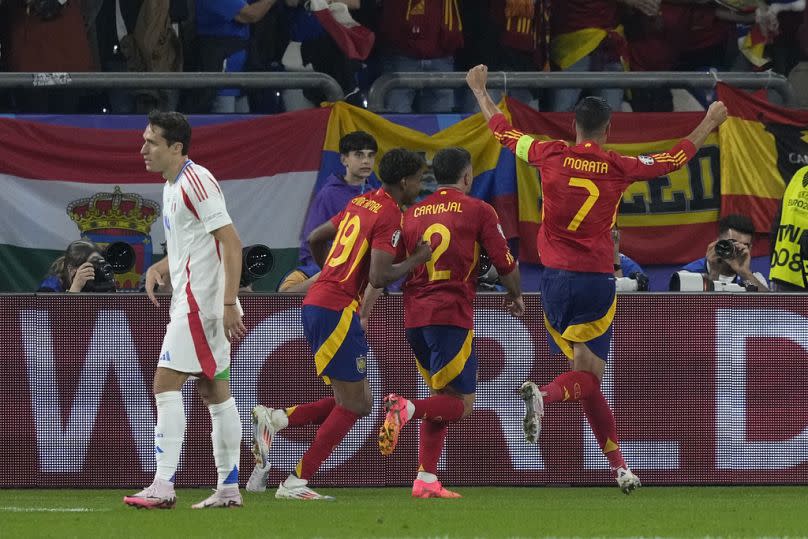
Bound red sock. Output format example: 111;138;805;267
286;398;336;427
295;405;359;480
540;371;599;404
581;389;626;471
411;395;464;422
418;420;448;475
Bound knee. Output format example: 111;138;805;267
460;395;476;420
341;395;372;417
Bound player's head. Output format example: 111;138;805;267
433;147;473;192
339;131;378;183
378;148;426;206
574;96;612;142
142;111;191;175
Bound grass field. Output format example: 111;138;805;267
0;487;804;538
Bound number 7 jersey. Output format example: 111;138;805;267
489;113;698;273
303;188;403;311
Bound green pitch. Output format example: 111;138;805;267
1;487;804;538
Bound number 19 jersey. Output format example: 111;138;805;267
303;188;403;311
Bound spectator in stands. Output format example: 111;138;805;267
378;0;464;113
625;1;735;112
278;130;379;291
457;0;550;111
549;0;638;112
5;0;96;112
38;239;115;293
190;0;279;113
675;214;768;291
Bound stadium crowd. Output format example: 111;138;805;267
1;0;807;113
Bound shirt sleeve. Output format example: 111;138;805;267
616;139;698;181
371;207;402;256
478;203;517;276
488;113;562;166
185;172;233;234
330;209;345;229
200;0;247;21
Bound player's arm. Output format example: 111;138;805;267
620;102;728;181
145;252;171;307
359;284;384;331
479;205;524;316
308;218;339;269
368;242;431;288
212;224;246;341
467;64;557;165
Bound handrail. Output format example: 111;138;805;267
367;71;795;112
0;72;345;102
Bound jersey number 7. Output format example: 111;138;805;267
566;177;600;231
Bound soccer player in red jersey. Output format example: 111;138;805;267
377;147;525;498
248;148;432;499
467;64;727;493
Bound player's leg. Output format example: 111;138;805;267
379;327;469;456
191;376;243;508
275;304;369;500
123;366;188;509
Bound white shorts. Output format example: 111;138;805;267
158;312;231;380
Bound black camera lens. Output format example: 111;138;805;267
105;241;136;274
714;239;736;259
240;244;274;287
83;257;116;292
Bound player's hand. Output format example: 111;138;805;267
69;262;95;293
706;101;728;127
145;265;165;307
466;65;489;94
412;239;433;265
504;293;525;317
223;304;246;342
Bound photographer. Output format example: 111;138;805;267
676;214;769;291
612;227;650;291
38;239;116;293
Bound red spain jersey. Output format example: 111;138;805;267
489;113;697;274
402;187;516;329
303;188;402;311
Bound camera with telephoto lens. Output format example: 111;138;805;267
615;272;650;292
240;244;274;288
714;239;737;259
82;254;116;292
669;271;756;292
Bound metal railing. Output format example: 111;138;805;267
367;71;795;112
0;72;345;103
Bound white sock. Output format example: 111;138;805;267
154;391;185;483
406;400;416;419
209;397;242;489
417;471;438;483
272;408;289;430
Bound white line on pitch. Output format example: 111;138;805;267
0;507;110;512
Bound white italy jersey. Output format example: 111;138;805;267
162;160;234;320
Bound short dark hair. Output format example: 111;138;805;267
378;148;425;185
148;110;191;155
432;147;471;185
574;96;612;135
339;131;378;155
719;214;755;236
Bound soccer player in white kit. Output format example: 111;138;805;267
124;111;246;509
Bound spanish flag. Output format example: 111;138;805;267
717;82;808;235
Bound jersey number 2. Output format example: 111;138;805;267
423;223;451;281
566;177;600;231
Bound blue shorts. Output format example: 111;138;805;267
540;268;616;362
406;326;477;394
302;303;368;384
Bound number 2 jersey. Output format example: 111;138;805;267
303;188;403;311
402;187;517;330
489;113;697;274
